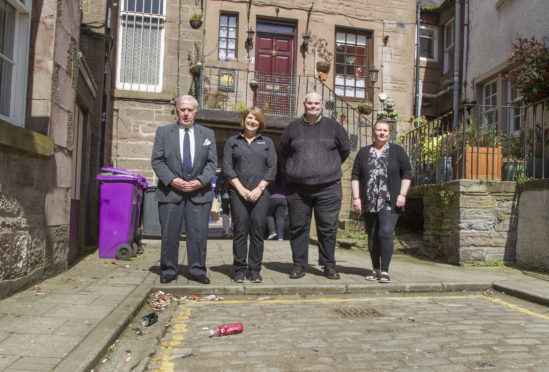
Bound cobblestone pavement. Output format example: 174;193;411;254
146;293;549;371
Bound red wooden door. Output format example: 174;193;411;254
254;21;295;116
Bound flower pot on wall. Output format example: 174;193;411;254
454;146;503;180
502;162;525;181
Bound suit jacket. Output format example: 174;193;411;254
151;122;217;204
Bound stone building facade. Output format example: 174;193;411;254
109;0;419;221
0;0;114;298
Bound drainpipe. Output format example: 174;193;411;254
99;7;113;167
461;0;469;103
414;0;422;119
452;0;462;130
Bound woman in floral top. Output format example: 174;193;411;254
351;120;411;283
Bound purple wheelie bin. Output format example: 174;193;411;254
96;168;147;260
101;167;148;251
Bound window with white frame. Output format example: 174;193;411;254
0;0;31;127
482;79;498;127
117;0;166;92
334;29;371;99
218;13;237;61
443;19;454;73
420;26;437;61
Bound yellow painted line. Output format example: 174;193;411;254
481;296;549;320
151;307;191;372
184;295;480;305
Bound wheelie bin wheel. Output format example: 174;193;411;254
116;244;132;260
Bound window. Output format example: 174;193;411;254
420;26;437;61
117;0;166;92
218;13;237;61
482;79;498;127
0;0;31;127
334;30;371;99
508;85;522;132
443;19;454;73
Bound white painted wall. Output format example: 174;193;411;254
466;0;549;99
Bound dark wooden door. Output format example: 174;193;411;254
254;21;295;116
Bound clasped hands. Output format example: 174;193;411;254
170;177;203;192
238;186;262;203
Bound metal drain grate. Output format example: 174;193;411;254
333;307;383;318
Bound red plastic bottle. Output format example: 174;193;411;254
209;323;243;337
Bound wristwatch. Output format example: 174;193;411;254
259;185;265;191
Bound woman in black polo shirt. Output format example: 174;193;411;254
351;120;411;283
222;107;277;283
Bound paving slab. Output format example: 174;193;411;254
0;238;547;371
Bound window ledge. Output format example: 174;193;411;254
114;90;174;102
0;119;54;157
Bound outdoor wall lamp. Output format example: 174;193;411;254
245;28;255;50
369;66;379;85
300;33;311;53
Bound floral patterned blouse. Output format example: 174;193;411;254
366;142;392;212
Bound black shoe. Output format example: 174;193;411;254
160;274;177;284
233;271;246;283
289;265;305;279
250;270;262;283
324;266;340;280
190;275;210;284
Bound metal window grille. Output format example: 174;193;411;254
117;0;165;92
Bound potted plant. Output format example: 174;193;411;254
187;41;203;78
454;119;505;180
507;35;549;105
501;132;525;181
340;113;346;122
357;101;373;115
189;9;203;29
387;111;398;121
377;110;388;120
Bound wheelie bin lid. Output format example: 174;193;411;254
100;167;148;188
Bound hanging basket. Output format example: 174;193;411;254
316;61;331;73
189;19;203;29
357;102;373;115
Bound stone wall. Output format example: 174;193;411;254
405;180;518;264
0;0;85;299
516;179;549;271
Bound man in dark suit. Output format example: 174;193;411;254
151;95;217;284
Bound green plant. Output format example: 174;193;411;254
232;102;246;112
189;9;203;20
506;35;549;105
357;101;373;115
464;119;506;148
262;101;271;114
347;233;368;240
470;259;505;267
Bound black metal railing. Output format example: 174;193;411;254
195;66;373;152
402;97;548;185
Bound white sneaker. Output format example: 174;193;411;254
267;232;277;240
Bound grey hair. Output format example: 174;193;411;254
176;95;199;110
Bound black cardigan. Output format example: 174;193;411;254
351;143;412;212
